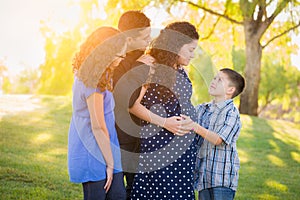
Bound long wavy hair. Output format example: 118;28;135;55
72;26;126;91
146;22;199;96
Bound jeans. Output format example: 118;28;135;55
199;187;236;200
82;172;126;200
120;142;140;200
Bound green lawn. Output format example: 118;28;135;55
0;95;299;199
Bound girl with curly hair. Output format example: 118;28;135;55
68;26;127;200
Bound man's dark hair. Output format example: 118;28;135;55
220;68;245;98
118;10;150;32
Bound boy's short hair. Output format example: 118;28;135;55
118;10;150;32
220;68;245;98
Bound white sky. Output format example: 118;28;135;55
0;0;80;77
0;0;46;76
0;0;299;77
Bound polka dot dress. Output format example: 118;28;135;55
131;68;197;200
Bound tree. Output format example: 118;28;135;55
38;30;77;94
259;54;300;121
14;68;39;94
174;0;300;116
231;43;300;122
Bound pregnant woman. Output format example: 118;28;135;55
130;21;200;200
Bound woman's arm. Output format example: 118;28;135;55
129;86;191;136
87;93;113;192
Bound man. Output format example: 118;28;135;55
113;10;151;85
113;10;151;200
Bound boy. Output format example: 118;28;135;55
182;68;245;200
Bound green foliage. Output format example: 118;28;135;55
37;0;119;95
231;45;246;74
259;54;300;122
0;61;8;94
1;69;39;94
224;0;243;21
260;57;287;105
189;47;215;105
231;45;300;122
2;77;12;94
0;62;7;76
37;33;75;95
15;69;39;94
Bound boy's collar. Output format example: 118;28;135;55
211;99;233;109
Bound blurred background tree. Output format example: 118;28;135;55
38;0;101;95
28;0;300;122
0;61;9;94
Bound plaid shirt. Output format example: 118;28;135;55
194;99;241;191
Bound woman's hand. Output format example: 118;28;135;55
104;166;114;193
162;116;193;136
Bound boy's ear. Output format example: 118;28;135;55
226;86;236;96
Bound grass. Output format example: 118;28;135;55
235;116;300;199
0;95;81;199
0;94;299;199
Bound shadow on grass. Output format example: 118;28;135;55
237;115;300;200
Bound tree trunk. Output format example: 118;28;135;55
239;22;262;116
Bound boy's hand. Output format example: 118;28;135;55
180;114;196;131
